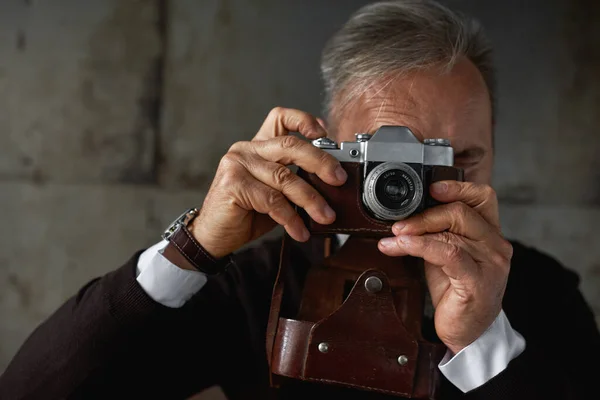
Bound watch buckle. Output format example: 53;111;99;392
162;208;198;241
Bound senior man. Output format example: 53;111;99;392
1;1;599;399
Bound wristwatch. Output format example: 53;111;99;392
161;207;230;275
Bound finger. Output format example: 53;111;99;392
378;234;479;281
232;137;347;186
385;230;510;267
235;174;309;242
392;201;495;241
316;117;327;130
253;107;327;141
239;153;336;225
431;231;512;266
429;181;500;228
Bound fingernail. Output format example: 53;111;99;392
431;182;448;194
393;222;406;234
335;166;348;182
301;226;310;241
379;237;396;247
323;204;336;220
316;118;327;130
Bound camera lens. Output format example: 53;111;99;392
374;169;416;210
384;179;408;201
363;162;423;221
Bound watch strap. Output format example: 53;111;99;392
167;223;230;275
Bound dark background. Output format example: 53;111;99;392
0;1;598;398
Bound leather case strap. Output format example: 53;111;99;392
266;231;291;384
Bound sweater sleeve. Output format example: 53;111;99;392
0;251;226;400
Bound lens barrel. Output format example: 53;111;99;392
362;162;423;220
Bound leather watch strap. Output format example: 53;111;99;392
166;224;229;275
162;207;231;275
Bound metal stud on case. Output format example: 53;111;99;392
318;342;330;353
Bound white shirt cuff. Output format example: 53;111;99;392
135;240;208;308
438;309;526;393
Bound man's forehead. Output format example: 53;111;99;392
332;59;492;152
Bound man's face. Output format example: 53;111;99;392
330;58;493;184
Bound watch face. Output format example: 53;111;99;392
162;208;198;240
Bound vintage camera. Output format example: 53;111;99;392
297;126;463;234
314;125;458;220
269;126;463;398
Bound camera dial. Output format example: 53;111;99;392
423;138;451;146
312;137;338;149
355;133;372;142
363;162;423;221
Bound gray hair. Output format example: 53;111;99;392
320;0;495;125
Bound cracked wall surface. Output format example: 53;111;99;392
0;1;598;399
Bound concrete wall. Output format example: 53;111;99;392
0;0;598;398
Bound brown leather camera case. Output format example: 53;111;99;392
266;163;463;398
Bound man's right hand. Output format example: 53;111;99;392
190;107;348;259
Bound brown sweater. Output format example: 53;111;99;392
0;236;599;400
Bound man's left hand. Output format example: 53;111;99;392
378;181;513;355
